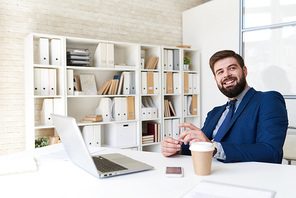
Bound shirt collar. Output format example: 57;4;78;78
227;86;251;110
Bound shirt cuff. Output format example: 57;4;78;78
212;141;226;160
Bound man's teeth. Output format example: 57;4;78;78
225;80;234;85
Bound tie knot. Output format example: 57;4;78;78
229;99;237;107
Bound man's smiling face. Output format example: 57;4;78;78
213;57;248;99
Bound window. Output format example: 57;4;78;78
240;0;296;127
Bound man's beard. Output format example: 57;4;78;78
218;75;247;98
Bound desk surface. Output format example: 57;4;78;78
0;144;295;198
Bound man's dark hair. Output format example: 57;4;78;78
209;50;245;75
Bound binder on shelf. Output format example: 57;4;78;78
173;73;179;94
82;126;95;146
173;49;180;70
165;119;172;137
94;43;107;67
107;43;114;68
41;99;53;126
166;72;173;94
53;98;63;115
142;97;152;119
163;73;167;93
187;96;192;115
67;69;74;95
193;74;198;93
141;72;147;94
167;50;173;70
130;72;136;94
192;95;198;115
163;49;168;70
184;73;189;94
184;96;188;116
147;72;154;94
153;72;159;94
121;97;128;121
189;74;193;94
34;68;41;95
40;68;49;96
127;96;135;120
48;69;57;96
122;72;130;95
50;39;61;65
141;103;147;119
172;119;180;139
39;38;49;65
141;58;145;69
112;98;122;121
95;98;112;122
82;125;101;146
145;97;158;119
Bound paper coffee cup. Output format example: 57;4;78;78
189;142;214;176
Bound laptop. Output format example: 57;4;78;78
51;114;153;178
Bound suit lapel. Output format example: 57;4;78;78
218;88;256;141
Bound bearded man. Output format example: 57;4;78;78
161;50;288;163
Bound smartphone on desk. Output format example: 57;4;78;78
165;167;183;178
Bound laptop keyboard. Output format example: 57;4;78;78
93;156;128;173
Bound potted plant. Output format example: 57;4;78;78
35;136;49;148
183;56;191;71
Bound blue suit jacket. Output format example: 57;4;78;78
182;88;288;163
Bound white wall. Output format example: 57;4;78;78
182;0;240;124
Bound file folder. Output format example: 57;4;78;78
122;72;130;95
40;68;49;96
82;126;95;146
130;72;136;94
189;74;193;94
192;95;198;115
172;119;180;139
141;72;147;94
127;96;135;120
153;72;159;94
184;73;189;94
147;72;154;94
53;98;63;115
173;73;179;94
183;96;188;116
94;43;107;67
163;49;168;70
173;49;180;70
93;125;102;146
41;99;53;126
48;69;57;96
50;39;61;65
39;38;49;65
121;97;128;121
95;98;112;122
34;68;41;95
187;96;192;115
167;50;173;70
166;72;173;94
67;70;74;95
112;98;122;121
193;74;198;93
107;43;114;68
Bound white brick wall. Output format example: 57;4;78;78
0;0;203;155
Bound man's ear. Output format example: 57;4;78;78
243;66;248;77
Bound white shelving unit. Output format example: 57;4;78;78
25;33;200;152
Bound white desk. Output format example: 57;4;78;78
0;144;295;198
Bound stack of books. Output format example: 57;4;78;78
164;99;176;117
142;134;154;144
144;57;159;69
67;49;91;66
79;114;102;123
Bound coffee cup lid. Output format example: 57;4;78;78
189;142;214;152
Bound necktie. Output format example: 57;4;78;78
214;99;237;142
